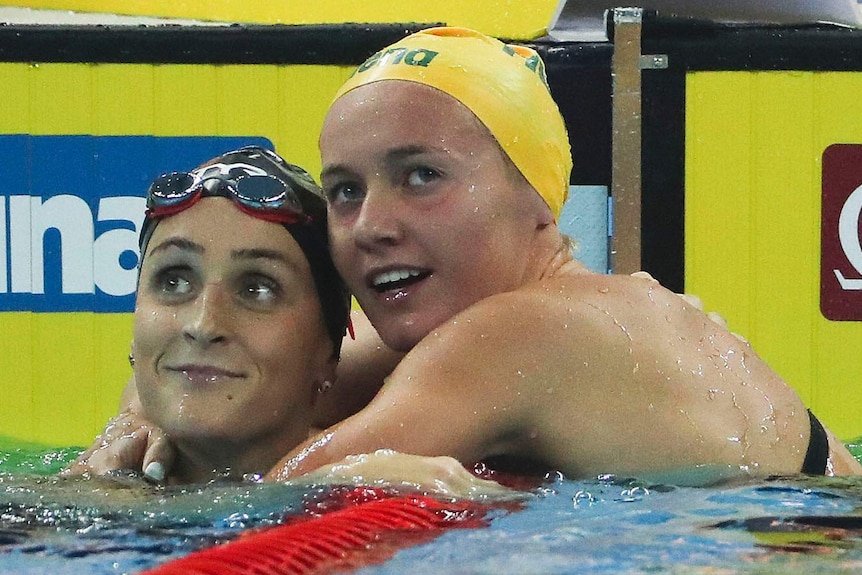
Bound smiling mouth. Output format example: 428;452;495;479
168;365;245;380
370;269;431;293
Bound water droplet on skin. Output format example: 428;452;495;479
177;394;189;416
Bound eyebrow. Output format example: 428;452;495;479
231;248;294;266
148;237;203;256
148;239;295;268
320;145;432;181
385;145;428;163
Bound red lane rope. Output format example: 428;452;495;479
141;487;493;575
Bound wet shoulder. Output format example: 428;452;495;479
441;271;666;345
515;269;688;316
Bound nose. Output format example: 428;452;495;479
351;186;404;250
182;283;231;345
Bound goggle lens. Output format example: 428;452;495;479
145;171;308;224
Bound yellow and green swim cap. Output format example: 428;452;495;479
333;27;572;219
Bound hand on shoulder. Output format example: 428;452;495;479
61;408;174;482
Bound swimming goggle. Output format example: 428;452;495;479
145;167;311;225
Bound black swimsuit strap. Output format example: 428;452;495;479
801;409;829;475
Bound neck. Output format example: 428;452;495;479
168;434;299;485
529;226;588;282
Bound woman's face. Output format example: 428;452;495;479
320;81;544;352
133;198;334;452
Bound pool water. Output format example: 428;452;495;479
2;440;862;574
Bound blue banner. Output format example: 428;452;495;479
0;135;272;313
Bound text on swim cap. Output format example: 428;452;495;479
501;44;549;88
355;47;439;75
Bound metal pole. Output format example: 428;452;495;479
610;7;643;274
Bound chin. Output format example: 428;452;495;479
375;316;438;353
373;325;414;352
160;417;233;441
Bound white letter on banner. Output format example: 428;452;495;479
30;195;94;294
834;183;862;290
94;196;146;296
9;195;31;294
0;196;6;293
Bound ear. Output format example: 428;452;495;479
536;201;555;229
309;350;339;407
523;184;555;230
322;352;338;389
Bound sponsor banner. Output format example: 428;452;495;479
0;134;270;314
821;143;862;321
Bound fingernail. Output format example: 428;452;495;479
144;461;165;483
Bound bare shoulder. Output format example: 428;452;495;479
389;270;669;403
397;270;812;477
439;270;697;350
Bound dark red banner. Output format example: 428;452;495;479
821;143;862;321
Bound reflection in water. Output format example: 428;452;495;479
0;470;313;574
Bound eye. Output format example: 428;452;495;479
326;181;365;207
238;275;281;306
149;267;194;300
405;166;440;188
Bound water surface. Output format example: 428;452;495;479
2;440;862;574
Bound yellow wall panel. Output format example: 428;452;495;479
0;314;34;441
30;313;95;446
93;65;154;134
0;65;31;134
686;72;754;336
0;0;559;40
152;65;218;136
272;65;354;178
30;64;95;133
686;71;862;439
749;73;817;402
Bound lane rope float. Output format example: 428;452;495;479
141;486;493;575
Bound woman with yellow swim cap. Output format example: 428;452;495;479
270;26;861;481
